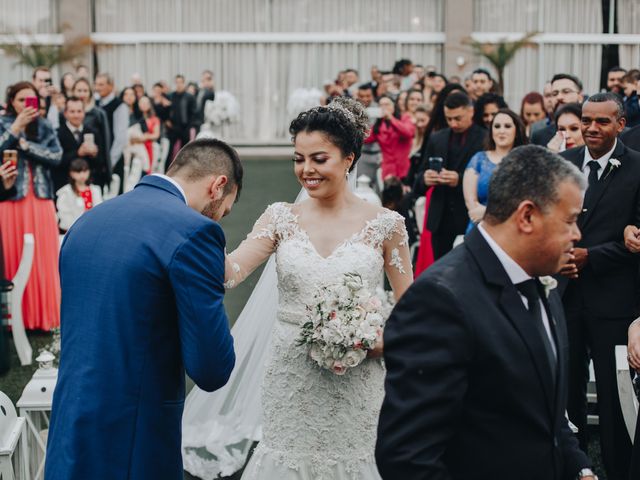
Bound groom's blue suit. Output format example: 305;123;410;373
45;175;235;479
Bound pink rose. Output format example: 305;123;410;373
332;361;347;375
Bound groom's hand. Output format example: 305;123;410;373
368;335;384;358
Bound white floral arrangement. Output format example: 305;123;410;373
203;91;240;127
287;88;323;118
297;273;393;375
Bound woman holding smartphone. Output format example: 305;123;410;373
0;81;63;331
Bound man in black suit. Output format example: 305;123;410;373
621;123;640;152
559;92;640;480
378;145;594;479
414;91;487;259
531;73;584;147
166;74;197;171
53;97;105;193
195;70;216;131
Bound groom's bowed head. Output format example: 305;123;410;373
482;145;586;277
167;138;244;221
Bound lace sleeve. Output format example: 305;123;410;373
224;204;280;289
383;216;413;301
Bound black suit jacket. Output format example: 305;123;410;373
414;124;487;235
55;123;103;193
377;227;591;479
196;88;215;127
621;124;640;153
531;123;556;146
560;141;640;318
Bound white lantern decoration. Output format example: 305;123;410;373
0;391;28;480
16;351;58;480
354;175;382;206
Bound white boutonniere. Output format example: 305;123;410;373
603;158;621;180
539;276;558;298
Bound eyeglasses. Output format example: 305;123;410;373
552;88;579;97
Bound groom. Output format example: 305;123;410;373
45;138;242;479
377;146;595;479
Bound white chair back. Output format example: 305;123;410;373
0;391;27;480
9;234;34;366
615;345;639;442
414;196;426;234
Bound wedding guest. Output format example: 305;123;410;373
166;74;197;170
470;68;495;100
53;96;100;193
132;83;145;100
531;73;584;146
621;122;640;152
414;91;487;259
520;92;546;137
95;73;129;191
365;94;415;180
473;92;508;129
196;70;215;131
56;158;102;233
624;224;640;253
404;104;430;189
607;66;627;95
430;73;448;95
547;103;584;153
120;87;141;124
151;82;171;126
404;89;424;121
378;145;594;480
621;69;640;127
186;82;198;98
381;176;419;246
75;64;90;80
71;78;111;190
393;58;415;90
379;72;400;101
32;66;54;114
559;93;640;480
463;109;527;233
355;83;381;187
0;81;62;331
60;72;75;98
397;91;408;115
137;96;160;174
0;161;17;292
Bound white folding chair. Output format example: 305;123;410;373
0;391;28;480
615;345;638;442
155;137;170;173
414;196;426;234
7;234;34;366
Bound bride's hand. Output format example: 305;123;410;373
367;333;384;358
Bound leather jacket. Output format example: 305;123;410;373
0;115;62;200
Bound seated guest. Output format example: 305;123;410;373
381;176;419;247
56;159;102;233
463;109;527;233
546;103;584;153
54;96;100;193
472;92;508;129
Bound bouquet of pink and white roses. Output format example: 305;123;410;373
297;273;394;375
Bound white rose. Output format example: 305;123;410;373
343;350;367;368
309;345;324;365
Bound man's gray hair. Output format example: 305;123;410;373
484;145;586;224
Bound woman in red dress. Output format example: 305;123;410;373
0;82;63;330
138;96;161;174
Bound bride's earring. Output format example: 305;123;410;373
345;170;349;180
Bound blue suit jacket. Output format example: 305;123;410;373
45;175;235;479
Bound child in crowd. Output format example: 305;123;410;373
56;158;103;233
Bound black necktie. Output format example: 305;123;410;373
515;279;557;381
74;130;82;144
587;160;601;187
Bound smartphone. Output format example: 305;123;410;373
428;156;444;173
83;133;95;146
25;96;39;111
366;107;381;119
3;150;17;169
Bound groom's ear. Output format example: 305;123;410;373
210;175;229;200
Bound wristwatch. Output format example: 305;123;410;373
576;468;596;479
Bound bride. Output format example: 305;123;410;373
182;97;413;479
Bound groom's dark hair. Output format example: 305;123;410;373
167;138;243;197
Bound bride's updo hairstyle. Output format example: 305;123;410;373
289;97;369;172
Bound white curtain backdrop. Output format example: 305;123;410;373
95;0;444;141
473;0;602;108
618;0;640;69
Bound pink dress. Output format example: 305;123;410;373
0;167;61;330
364;114;415;179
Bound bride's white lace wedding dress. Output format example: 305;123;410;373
184;202;412;480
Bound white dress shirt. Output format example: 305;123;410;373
477;224;556;357
152;174;188;204
581;139;617;182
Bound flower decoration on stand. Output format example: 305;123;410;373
199;91;240;139
297;273;393;375
287;88;323;119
